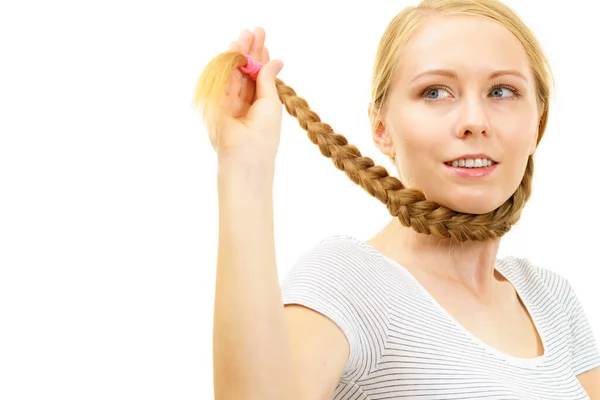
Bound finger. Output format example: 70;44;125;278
239;74;256;105
237;29;253;55
230;97;250;119
249;27;265;60
225;68;242;98
261;46;270;64
256;60;284;101
228;41;241;52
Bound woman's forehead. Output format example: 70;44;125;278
398;15;532;82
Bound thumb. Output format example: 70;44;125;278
255;60;284;102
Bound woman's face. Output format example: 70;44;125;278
372;15;540;214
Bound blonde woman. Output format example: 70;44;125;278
196;0;600;398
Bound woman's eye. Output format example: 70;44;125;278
490;86;515;98
424;88;450;100
421;85;519;101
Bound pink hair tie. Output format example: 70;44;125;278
238;55;263;80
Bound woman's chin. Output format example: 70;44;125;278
435;195;506;215
451;203;499;215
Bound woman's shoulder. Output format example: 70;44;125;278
287;234;393;273
293;234;387;265
281;234;400;296
308;233;372;249
497;255;576;304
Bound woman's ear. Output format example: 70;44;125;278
368;102;395;157
529;115;542;155
529;130;539;156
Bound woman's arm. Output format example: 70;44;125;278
214;164;295;399
214;163;349;400
578;368;600;399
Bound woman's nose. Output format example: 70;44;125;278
455;97;491;138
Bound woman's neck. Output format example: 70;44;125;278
368;218;503;302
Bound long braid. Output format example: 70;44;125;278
276;78;533;241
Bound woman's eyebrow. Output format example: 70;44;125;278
410;69;529;83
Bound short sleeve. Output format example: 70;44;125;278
280;236;391;381
563;280;600;375
539;266;600;376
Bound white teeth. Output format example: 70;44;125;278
448;158;494;168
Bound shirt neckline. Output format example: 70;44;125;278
339;234;549;369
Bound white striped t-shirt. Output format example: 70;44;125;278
280;235;600;399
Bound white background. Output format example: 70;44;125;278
1;0;599;398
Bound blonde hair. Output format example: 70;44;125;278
194;0;553;242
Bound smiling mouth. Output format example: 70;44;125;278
444;157;498;169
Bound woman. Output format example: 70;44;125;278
196;0;600;398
